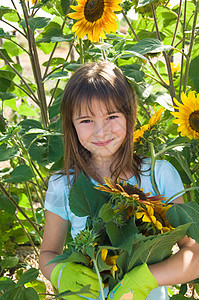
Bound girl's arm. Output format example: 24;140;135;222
39;210;68;280
149;195;199;285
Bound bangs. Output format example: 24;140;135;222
72;79;129;117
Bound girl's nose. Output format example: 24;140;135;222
94;121;110;139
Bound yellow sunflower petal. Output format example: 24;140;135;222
68;0;122;42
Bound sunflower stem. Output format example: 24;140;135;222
93;258;105;300
79;38;84;64
183;0;199;92
149;142;160;195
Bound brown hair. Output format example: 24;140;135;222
60;61;142;185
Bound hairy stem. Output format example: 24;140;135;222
183;0;199;92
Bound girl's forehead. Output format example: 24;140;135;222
73;98;118;117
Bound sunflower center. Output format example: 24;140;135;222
84;0;104;22
189;110;199;133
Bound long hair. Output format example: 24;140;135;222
60;61;142;184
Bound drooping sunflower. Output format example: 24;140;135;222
67;0;122;42
171;91;199;139
96;177;166;206
136;204;173;234
133;107;164;142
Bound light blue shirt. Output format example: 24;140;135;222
45;158;184;300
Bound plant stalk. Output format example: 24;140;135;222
93;258;105;300
149;142;160;195
183;0;199;92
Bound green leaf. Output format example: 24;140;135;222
0;277;15;292
0;144;18;161
20;17;51;31
16;268;39;287
166;203;199;243
99;203;114;223
0;78;12;92
0;6;13;19
119;64;145;82
2;40;23;57
69;171;107;217
0;28;10;38
128;224;190;271
0;48;14;63
49;92;62;119
66;252;91;266
0;194;16;215
1;286;39;300
24;287;39;300
60;0;70;14
127;223;190;271
28;134;64;166
44;70;68;81
0;256;19;270
106;218;138;254
17;104;38;117
63;63;82;72
4;165;34;183
137;0;154;7
96;250;112;272
0;92;17;101
124;39;172;55
189;56;199;92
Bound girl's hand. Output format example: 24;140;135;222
51;262;101;299
108;263;158;300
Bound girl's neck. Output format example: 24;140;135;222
89;157;133;184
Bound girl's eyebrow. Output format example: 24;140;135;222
75;111;120;121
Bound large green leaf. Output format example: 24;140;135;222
127;223;190;271
0;256;19;270
0;78;12;92
0;277;15;292
28;134;64;166
124;38;172;55
0;6;13;19
69;171;107;217
189;56;199;92
0;144;18;161
1;286;39;300
0;194;16;215
137;0;154;7
106;218;138;254
166;203;199;243
119;64;145;82
20;17;51;31
4;165;34;183
16;268;39;287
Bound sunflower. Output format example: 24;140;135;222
101;249;118;277
133;107;164;142
171;91;199;139
67;0;122;42
136;204;172;234
96;177;166;206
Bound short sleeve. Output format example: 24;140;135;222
154;160;184;202
44;174;69;220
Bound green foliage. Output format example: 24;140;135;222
0;0;199;298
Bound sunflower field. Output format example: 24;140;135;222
0;0;199;299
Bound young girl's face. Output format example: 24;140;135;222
72;98;127;161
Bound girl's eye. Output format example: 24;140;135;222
80;119;92;124
108;115;118;120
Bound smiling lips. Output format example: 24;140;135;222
92;139;114;146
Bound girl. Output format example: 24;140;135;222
39;61;199;300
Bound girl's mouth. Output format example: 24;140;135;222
92;139;113;146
